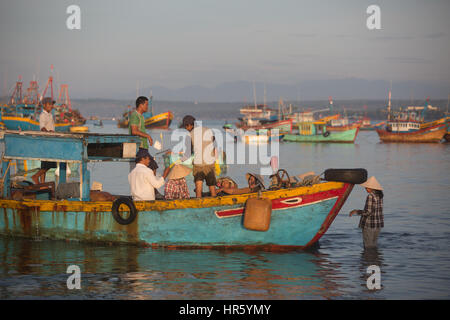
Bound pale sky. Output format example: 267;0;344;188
1;0;449;98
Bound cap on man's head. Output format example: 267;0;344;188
181;115;195;128
42;97;55;105
135;149;151;162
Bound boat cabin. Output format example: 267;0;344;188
330;117;349;127
388;121;420;132
0;131;140;201
298;122;327;136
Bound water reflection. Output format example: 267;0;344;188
0;237;348;299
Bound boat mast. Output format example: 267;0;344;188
263;82;266;108
387;80;392;121
41;65;54;101
446;94;449;115
253;81;257;110
9;76;23;105
387;90;392;121
58;84;72;112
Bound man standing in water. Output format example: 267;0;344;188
129;96;158;173
349;176;384;249
32;97;57;184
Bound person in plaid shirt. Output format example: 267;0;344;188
349;176;384;249
164;164;192;200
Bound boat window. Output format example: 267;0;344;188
87;143;124;158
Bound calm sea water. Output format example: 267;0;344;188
1;120;449;299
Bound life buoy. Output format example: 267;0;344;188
111;197;138;225
323;131;330;137
323;168;368;184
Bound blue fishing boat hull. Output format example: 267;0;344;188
1;116;71;132
0;182;353;249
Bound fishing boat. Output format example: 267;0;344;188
144;111;174;130
235;119;293;133
283;121;360;143
0;130;365;249
93;120;103;127
242;129;284;144
0;76;83;132
326;116;361;132
359;117;375;130
376;94;446;143
376;122;446;143
0;113;72;132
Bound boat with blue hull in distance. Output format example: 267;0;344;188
0;130;366;250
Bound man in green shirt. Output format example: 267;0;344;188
129;96;158;172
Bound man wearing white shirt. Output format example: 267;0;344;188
128;149;170;201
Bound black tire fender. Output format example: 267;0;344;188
111;197;138;225
324;168;368;184
323;131;330;137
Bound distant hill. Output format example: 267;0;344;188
131;79;449;103
66;97;449;121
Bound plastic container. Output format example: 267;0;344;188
243;196;272;231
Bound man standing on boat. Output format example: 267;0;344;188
129;96;158;173
349;176;384;249
181;115;217;198
32;97;57;184
128;149;170;201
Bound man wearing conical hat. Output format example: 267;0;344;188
349;176;384;249
215;173;264;195
164;164;191;200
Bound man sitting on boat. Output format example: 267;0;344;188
216;173;264;195
128;149;170;201
129;96;158;174
32;97;57;184
164;164;191;200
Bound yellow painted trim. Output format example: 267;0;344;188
2;116;39;125
2;116;70;127
420;117;447;129
0;181;345;212
145;112;173;125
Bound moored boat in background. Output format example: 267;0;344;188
284;121;359;143
376;92;446;143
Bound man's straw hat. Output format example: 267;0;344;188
246;173;265;189
360;176;383;190
217;177;238;188
167;164;192;180
91;181;103;191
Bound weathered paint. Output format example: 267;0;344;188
0;182;353;249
